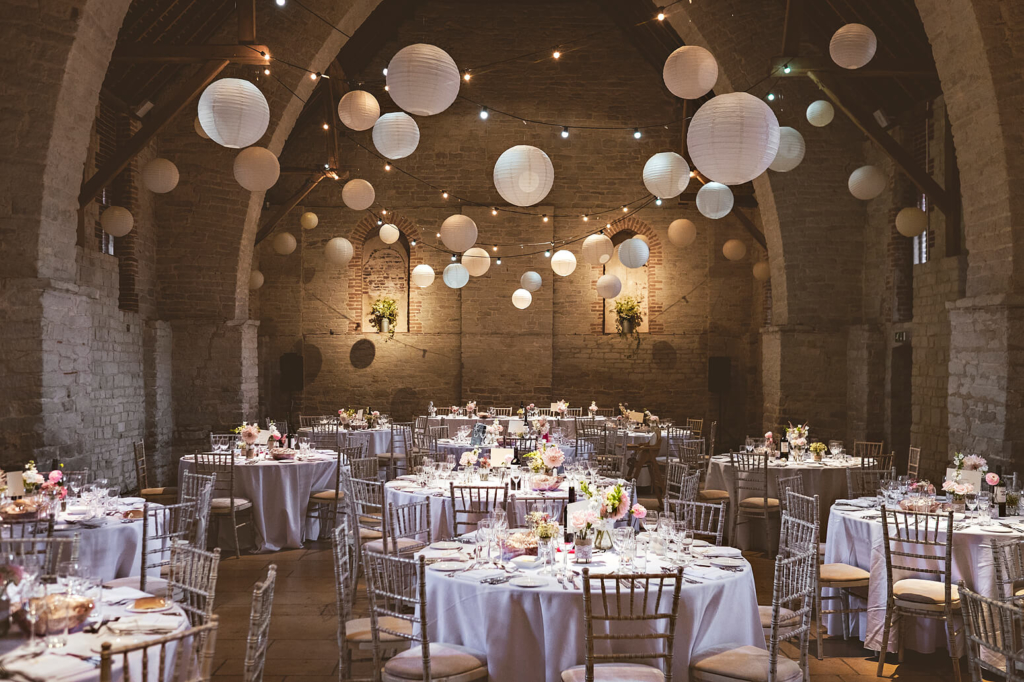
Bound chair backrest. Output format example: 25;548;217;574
686;417;703;436
595;453;625;478
730;451;768;508
992;538;1024;601
332;519;360;680
664;499;727;546
507;494;560;528
907;446;921;479
167;540;221;627
363;553;431;677
387;500;432;555
0;535;79;579
99;618;219;682
846;467;895;498
783;490;819;530
776;474;804;514
181;471;215;545
0;517;54;540
778;513;819;559
880;507;955;607
391;422;414;456
580;568;683;679
139;501;197;592
593;407;616;418
427;425;449;449
299;415;331;428
243;565;277;682
960;581;1024;681
764;550;817;679
490;407;513;416
854;441;884;464
133;441;149;491
311;419;340;434
449;483;509;536
664;461;687;502
194;453;239;504
351;456;379;481
309;428;340;451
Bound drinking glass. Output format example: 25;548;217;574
744;437;754;453
489;508;508;533
611;527;633;572
80;577;103;629
965;492;979;520
45;583;69;649
643;511;659;533
476;519;493;565
618;535;637;573
1007;481;1021;517
677;526;694;564
829;440;842;458
22;581;45;653
977;491;991;525
509;466;522;492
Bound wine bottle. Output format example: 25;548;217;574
564;486;576;543
996;466;1007;516
780;441;789;461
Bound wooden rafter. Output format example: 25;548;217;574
237;0;256;44
254;173;330;246
110;44;271;64
781;0;803;57
732;207;768;251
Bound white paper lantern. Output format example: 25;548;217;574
848;165;886;200
752;261;770;281
696;182;734;219
723;239;747;261
273;232;296;255
440;214;478;252
596;274;622;299
769;127;806;172
386;44;460;116
493;145;555;207
551;250;577;277
325;237;353;266
687;92;780;185
141;158;179;193
896;207;928;237
249;270;265;290
668;219;697;247
197;78;269;149
101;206;133;237
582;234;614;265
806;100;835;128
337;90;380;131
412;264;435;288
443;263;470;289
194;116;210;139
379;223;400;245
462;247;491;276
342;179;375;211
830;24;877;70
233;147;280;191
663;45;718;100
512;288;533;310
520;271;542;292
300;212;318;230
643;152;690;199
372;112;420;160
619;238;650;269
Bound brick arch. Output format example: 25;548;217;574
599;216;665;334
345;212;421;333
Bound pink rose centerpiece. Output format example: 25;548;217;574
589;401;599;415
986;472;1000;487
524;444;565;491
579;480;634;550
554;400;569;417
942;478;974;502
459;449;479;468
40;469;67;501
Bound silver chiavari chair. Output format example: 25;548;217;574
846;467;895;498
685;418;704;437
907;446;921;479
853;441;884;466
209;433;236;452
0;536;79;580
449;484;508;536
134;441;177;504
99;618;219;682
960;582;1024;682
243;565;277;682
195;452;257;558
307;445;363;540
103;501;197;594
776;474;804;515
166;540;221;628
663;461;688;502
664;499;726;546
992;538;1024;601
490;407;513;416
730;452;780;557
181;471;215;547
371;500;432;556
379;422;414;481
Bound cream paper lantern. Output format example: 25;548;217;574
194;116;210;139
596;274;622;299
342;179;375;211
197;78;269;149
848;165;886;200
551;250;577;277
443;263;470;289
337;90;380;131
668;219;697;247
752;261;771;281
520;271;542;292
233;147;280;191
830;23;877;70
386;44;460;116
723;239;747;261
273;232;297;255
696;182;734;219
372;112;420;160
412;264;435;288
512;288;533;310
462;247;491;276
325;237;354;266
300;212;319;230
643;152;690;199
663;45;718;100
100;206;133;237
687;92;780;185
582;234;614;265
493;145;554;207
249;270;265;290
769;127;806;172
379;223;400;245
618;238;650;269
806;100;835;128
440;214;478;252
896;207;928;237
141;158;179;193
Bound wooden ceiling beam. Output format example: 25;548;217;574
111;43;271;64
255;173;329;245
781;0;803;56
732;207;768;251
771;56;937;78
237;0;256;44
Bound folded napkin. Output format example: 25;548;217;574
102;586;150;603
701;546;743;558
835;498;876;509
107;614;179;635
3;652;96;680
684;565;734;581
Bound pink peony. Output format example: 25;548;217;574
48;470;63;483
963;455;988;471
571;509;599;530
240;424;260;445
541;447;564;469
460;450;478;467
631;503;647;519
610;494;631;521
954;482;973;496
986;472;1000;486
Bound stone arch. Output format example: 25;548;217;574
603;216;665;334
348;213;421;333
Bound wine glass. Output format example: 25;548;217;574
965;492;979;520
676;526;694;564
829;440;842;459
509;465;522;492
611;527;633;573
476;519;493;566
745;437;754;453
977;491;991;525
22;581;45;653
489;508;508;533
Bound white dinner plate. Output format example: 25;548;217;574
428;561;469;572
430;541;463;551
710;557;745;569
510;576;547;588
982;525;1014;533
692;539;710;548
953;513;966;521
511;555;543;570
834;505;861;512
125;604;174;614
120;497;145;505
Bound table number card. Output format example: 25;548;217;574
470;423;487;446
628;410;644;423
507;419;525;435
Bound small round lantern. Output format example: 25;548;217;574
493;145;555;207
806;100;835;128
325;237;353;266
663;46;718;100
895;207;928;237
618;238;650;269
722;239;747;261
412;264;435;288
596;274;622;299
386;44;460;116
687;92;780;185
551;250;577;277
848;165;886;200
337;90;380;131
249;270;265;290
197;78;270;149
342;179;375;211
520;271;542;292
668;219;697;247
101;206;133;237
372;112;420;160
141;158;179;193
512;288;533;310
440;215;478;252
769;127;806;172
582;234;614;265
379;223;400;245
462;247;491;276
233;147;280;191
643;152;690;199
443;263;470;289
696;182;734;219
830;24;877;70
300;212;319;230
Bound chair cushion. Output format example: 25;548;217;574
210;497;252;511
738;497;780;509
819;563;870;583
637;497;662;511
378;452;408;460
757;605;800;629
893;579;959;609
561;663;666;681
383;642;487;680
698;489;730;502
1014;580;1024;597
359;527;383;541
310;489;344;501
345;616;412;642
364;537;424;554
141;487;178;496
103;577;168;598
690;644;802;682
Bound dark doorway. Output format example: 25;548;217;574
890;343;913;471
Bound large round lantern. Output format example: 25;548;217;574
300;212;319;230
440;215;478;252
830;24;877;70
194;116;210;139
663;45;718;100
233;147;280;191
412;264;435;288
896;207;928;237
386;44;460;116
848;165;886;200
752;262;770;281
668;219;697;247
806;100;835;128
643;152;690;198
688;92;780;185
551;250;577;277
325;237;353;266
493;145;554;207
379;223;400;245
619;238;650;269
512;288;533;310
372;112;420;160
342;179;375;211
273;232;296;255
596;274;622;299
769;127;806;172
520;271;542;292
101;206;133;237
337;90;380;131
723;239;747;261
696;182;734;219
249;270;265;290
197;78;270;149
462;247;491;276
443;263;470;289
582;234;614;265
141;158;179;193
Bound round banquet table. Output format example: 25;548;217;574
338;428;391;456
417;545;764;681
178;453;338;552
434;439;578;461
52;502;160;583
426;415;608;440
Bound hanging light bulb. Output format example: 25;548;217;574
441;190;449;199
783;64;792;74
553;50;561;59
542;215;549;223
656;7;666;20
655;197;663;206
491;208;498;215
622;206;628;212
496;257;502;265
311;72;320;80
766;92;776;101
480;106;489;119
263;68;271;75
633;128;642;139
381;209;387;215
451;254;457;262
436;232;441;237
582;215;589;222
411;239;417;246
382;67;388;76
377;219;383;226
463;72;472;82
275;0;285;6
544;248;551;257
384;163;391;171
561;126;569;138
322;123;329;130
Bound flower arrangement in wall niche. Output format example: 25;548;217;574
370;297;398;340
614;294;644;357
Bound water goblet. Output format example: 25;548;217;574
44;582;69;649
745;437;754;453
476;519;493;566
509;466;522;492
611;527;633;572
829;440;842;459
489;508;508;533
977;491;991;525
22;581;45;653
965;492;979;520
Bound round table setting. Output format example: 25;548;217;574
295;427;392;456
52;497;162;583
433;439;578;461
426;415;610;441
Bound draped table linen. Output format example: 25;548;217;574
53;507;156;583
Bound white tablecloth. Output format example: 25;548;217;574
338;429;391;456
53;512;153;583
426;416;595;440
434;440;578;462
